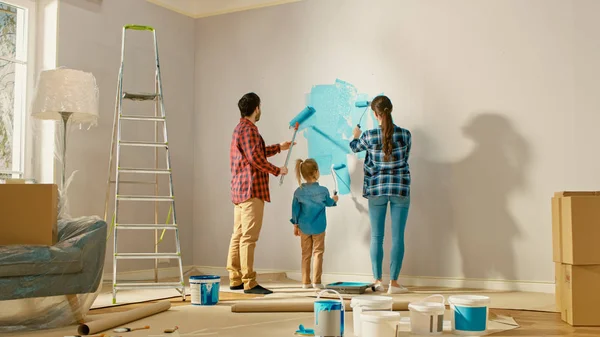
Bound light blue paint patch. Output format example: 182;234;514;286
303;79;375;194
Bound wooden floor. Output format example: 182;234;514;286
91;295;600;337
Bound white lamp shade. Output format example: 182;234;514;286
31;68;99;124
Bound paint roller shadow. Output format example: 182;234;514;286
347;158;371;246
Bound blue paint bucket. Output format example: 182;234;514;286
448;295;490;335
190;275;220;306
314;290;345;337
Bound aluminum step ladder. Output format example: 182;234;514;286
103;24;185;304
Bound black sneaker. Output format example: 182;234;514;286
230;284;244;290
244;284;273;295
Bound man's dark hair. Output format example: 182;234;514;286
238;92;261;118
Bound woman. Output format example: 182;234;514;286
350;95;411;294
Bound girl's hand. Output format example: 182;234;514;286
293;225;301;236
353;126;362;139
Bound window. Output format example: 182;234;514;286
0;0;33;179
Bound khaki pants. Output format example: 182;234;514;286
300;232;325;285
226;198;265;290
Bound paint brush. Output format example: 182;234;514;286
164;326;179;333
113;325;150;332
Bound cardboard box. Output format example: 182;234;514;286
552;192;600;264
555;262;563;312
558;264;600;326
0;184;58;246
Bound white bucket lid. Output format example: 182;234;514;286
350;295;393;308
448;295;490;306
408;301;445;313
360;311;401;323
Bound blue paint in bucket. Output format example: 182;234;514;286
448;295;490;335
190;275;220;306
314;300;344;336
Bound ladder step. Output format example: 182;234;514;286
123;92;158;101
115;253;180;259
119;141;168;148
119;167;171;174
110;180;156;185
117;195;173;201
116;224;177;230
120;115;165;121
114;282;184;290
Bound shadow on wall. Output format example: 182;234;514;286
399;113;529;281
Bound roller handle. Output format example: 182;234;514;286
279;122;299;186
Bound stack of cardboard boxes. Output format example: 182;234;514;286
552;192;600;326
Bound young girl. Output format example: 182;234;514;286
290;158;338;289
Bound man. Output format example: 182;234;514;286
227;92;292;294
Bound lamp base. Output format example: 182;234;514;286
60;111;73;191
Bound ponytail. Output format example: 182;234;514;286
295;159;304;186
381;109;393;161
371;95;394;162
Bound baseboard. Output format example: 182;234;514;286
104;265;555;294
102;265;197;282
195;266;555;294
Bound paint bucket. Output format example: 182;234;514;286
448;295;490;335
314;289;345;337
189;275;220;306
350;295;393;336
408;295;446;335
360;311;401;337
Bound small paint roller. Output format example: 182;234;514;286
331;163;351;195
355;100;371;129
280;106;316;185
330;165;338;195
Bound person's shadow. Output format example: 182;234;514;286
388;113;529;282
451;113;529;281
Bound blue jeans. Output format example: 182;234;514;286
368;196;410;281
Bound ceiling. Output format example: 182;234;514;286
147;0;303;18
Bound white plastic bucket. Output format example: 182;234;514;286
408;295;446;335
189;275;220;306
314;289;345;337
448;295;490;336
350;295;393;336
360;311;401;337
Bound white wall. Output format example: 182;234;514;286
57;0;195;272
193;0;600;285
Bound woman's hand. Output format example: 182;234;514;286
353;126;362;139
293;225;301;236
332;195;339;203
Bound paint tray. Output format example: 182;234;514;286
325;282;376;294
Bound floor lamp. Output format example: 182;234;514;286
31;68;99;190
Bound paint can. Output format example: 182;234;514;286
350;295;393;336
314;289;345;337
408;295;445;335
360;311;401;337
189;275;220;306
448;295;490;335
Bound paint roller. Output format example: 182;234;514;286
355;100;371;129
280;106;316;185
331;163;351;195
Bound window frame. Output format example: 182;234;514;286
0;0;36;179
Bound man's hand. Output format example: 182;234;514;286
293;225;301;237
333;195;339;203
353;126;362;139
280;141;296;151
280;166;289;176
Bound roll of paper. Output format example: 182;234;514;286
77;301;171;335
